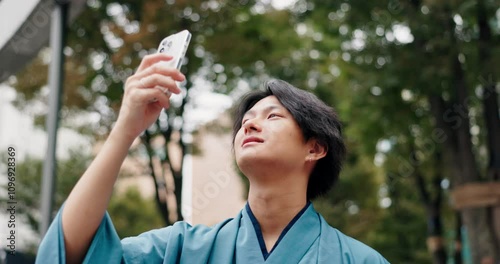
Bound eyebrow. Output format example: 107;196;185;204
244;105;283;118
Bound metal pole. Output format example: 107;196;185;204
40;0;69;237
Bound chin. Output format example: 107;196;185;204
240;151;302;171
236;154;269;173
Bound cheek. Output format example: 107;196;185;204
274;124;301;142
278;129;305;151
234;129;243;143
233;130;244;153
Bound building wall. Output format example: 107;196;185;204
190;129;246;226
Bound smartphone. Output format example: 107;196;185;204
157;30;192;70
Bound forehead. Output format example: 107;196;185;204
244;96;285;116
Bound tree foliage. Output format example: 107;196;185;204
298;0;500;262
108;186;165;239
5;0;499;262
0;149;91;234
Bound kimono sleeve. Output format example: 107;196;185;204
120;226;176;263
341;235;390;264
36;207;123;264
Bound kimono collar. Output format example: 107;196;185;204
245;201;312;260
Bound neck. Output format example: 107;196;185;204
247;177;308;240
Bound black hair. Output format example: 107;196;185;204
232;79;346;200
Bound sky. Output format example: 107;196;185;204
0;85;92;161
271;0;298;10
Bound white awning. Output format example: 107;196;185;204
0;0;86;82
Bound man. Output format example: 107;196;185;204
36;53;389;263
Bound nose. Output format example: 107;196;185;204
242;118;262;133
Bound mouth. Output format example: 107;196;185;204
242;137;264;146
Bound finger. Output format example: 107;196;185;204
139;78;149;88
135;62;186;83
154;86;172;97
136;53;174;73
139;73;181;94
131;86;171;109
123;77;147;93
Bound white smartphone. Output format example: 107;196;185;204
157;30;192;70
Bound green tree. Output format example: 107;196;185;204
108;186;164;239
299;0;500;262
0;149;91;234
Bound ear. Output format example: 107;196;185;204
306;139;327;161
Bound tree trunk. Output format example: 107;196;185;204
404;4;463;262
477;0;500;258
454;212;463;264
428;58;497;263
412;148;447;264
429;92;497;262
428;164;447;264
454;52;495;263
426;9;498;263
143;130;171;226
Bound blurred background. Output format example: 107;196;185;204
0;0;499;263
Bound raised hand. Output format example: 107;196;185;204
113;53;186;143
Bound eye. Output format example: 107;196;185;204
268;113;280;119
241;119;248;125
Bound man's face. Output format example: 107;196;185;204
234;96;309;176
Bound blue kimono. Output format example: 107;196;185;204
36;202;389;263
